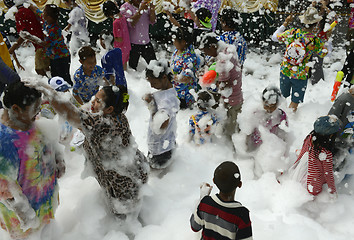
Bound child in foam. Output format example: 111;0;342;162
246;86;288;152
99;30;127;87
287;115;341;197
144;59;180;169
199;33;243;144
102;1;131;71
63;0;90;56
0;82;65;239
73;46;111;105
26;79;149;218
189;90;219;145
190;161;253;240
271;7;328;112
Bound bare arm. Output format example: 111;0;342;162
187;9;201;28
149;3;156;24
130;1;149;27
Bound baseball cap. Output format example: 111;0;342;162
313;115;342;135
196;8;212;29
48;76;71;92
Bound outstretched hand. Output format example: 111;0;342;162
200;182;213;199
22;78;55;99
284;14;294;27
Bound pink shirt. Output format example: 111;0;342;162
120;2;155;45
217;47;243;106
113;16;131;62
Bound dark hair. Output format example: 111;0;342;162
173;27;194;47
102;1;120;18
200;33;218;49
311;130;336;153
145;59;173;82
4;0;15;8
2;82;42;110
45;4;60;21
102;85;129;115
214;161;241;193
262;86;281;105
220;8;241;30
78;46;96;61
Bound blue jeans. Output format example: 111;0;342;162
280;72;308;103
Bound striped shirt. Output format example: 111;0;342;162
190;194;253;240
294;134;336;195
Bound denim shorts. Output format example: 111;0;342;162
280;72;308;103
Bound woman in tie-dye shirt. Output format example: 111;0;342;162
0;82;65;239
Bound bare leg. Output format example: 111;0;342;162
289;101;299;112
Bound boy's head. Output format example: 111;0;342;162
213;161;242;194
220;8;241;31
102;1;120;18
2;81;42;126
145;59;172;90
195;8;212;29
199;33;218;57
262;86;281;113
44;4;60;23
78;46;97;73
197;91;215;111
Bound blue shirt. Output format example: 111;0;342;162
73;65;105;103
101;48;126;87
218;31;247;66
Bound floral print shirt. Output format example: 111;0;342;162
277;28;327;80
73;65;106;103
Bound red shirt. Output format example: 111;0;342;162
15;6;44;49
295;134;336;195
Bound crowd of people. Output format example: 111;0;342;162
0;0;353;239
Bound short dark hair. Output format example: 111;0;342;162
220;8;241;30
145;59;173;82
199;33;218;49
78;46;96;61
173;27;194;47
262;86;281;105
2;82;42;110
45;4;60;21
214;161;241;193
4;0;15;8
102;1;120;18
102;85;129;115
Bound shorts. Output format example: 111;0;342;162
280;72;308;104
35;48;50;71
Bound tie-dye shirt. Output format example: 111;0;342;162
277;28;327;80
0;123;59;239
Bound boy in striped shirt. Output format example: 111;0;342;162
190;161;253;240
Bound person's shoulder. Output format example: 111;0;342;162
74;65;84;75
